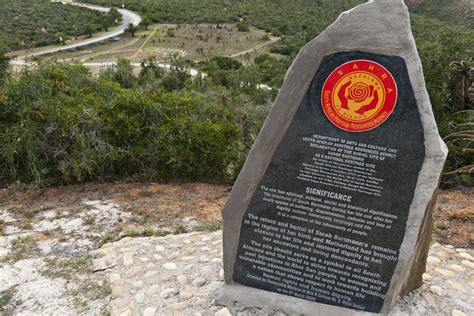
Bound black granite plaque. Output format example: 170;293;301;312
232;51;425;313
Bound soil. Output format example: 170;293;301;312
0;182;230;232
0;182;472;247
433;187;473;248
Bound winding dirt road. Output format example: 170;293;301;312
10;2;141;66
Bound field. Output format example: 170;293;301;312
41;23;278;65
0;0;118;51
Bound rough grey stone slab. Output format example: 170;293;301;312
218;0;448;314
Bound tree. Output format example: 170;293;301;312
140;17;152;30
109;7;121;23
450;58;473;112
125;23;138;37
101;19;110;32
169;54;190;89
56;32;68;45
84;23;94;38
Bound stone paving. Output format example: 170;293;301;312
93;231;473;316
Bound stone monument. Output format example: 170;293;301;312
217;0;448;314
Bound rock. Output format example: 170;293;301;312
111;285;124;298
179;291;193;300
446;280;466;292
219;269;225;280
458;253;473;260
143;307;157;316
422;273;432;281
0;248;11;258
436;251;450;259
430;285;445;296
177;275;188;286
461;260;474;269
208;281;224;292
183;248;195;255
451;310;467;316
449;264;465;272
434;268;454;278
144;271;158;279
125;266;143;278
427;256;441;265
114;297;131;310
132;281;144;289
153;254;162;260
92;256;116;271
160;288;178;299
147;285;158;296
119;309;133;316
211;258;223;264
195;298;207;306
138;257;150;263
123;252;134;266
192;277;207;287
156;245;165;252
135;292;145;304
215;307;232;316
168;302;187;311
160;275;175;283
163;262;177;270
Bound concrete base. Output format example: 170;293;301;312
217;284;375;316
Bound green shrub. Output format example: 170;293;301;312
0;62;243;185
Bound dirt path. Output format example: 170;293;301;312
229;36;280;58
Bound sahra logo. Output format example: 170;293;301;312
321;59;397;132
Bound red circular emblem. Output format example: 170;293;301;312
321;59;398;132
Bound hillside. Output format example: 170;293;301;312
0;0;119;51
408;0;473;29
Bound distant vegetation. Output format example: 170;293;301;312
0;0;472;186
409;0;473;29
0;0;120;51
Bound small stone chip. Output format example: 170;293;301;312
177;275;188;286
458;253;473;260
426;256;441;265
449;264;465;272
168;302;187;311
435;251;450;259
111;285;124;298
143;307;157;316
179;291;193;300
146;285;159;296
430;285;445;296
163;262;177;270
156;245;165;252
215;307;232;316
422;273;432;281
434;268;455;278
135;292;145;304
461;260;474;269
160;288;178;299
451;309;467;316
119;309;133;316
192;277;207;287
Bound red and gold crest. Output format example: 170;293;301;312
321;59;397;132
